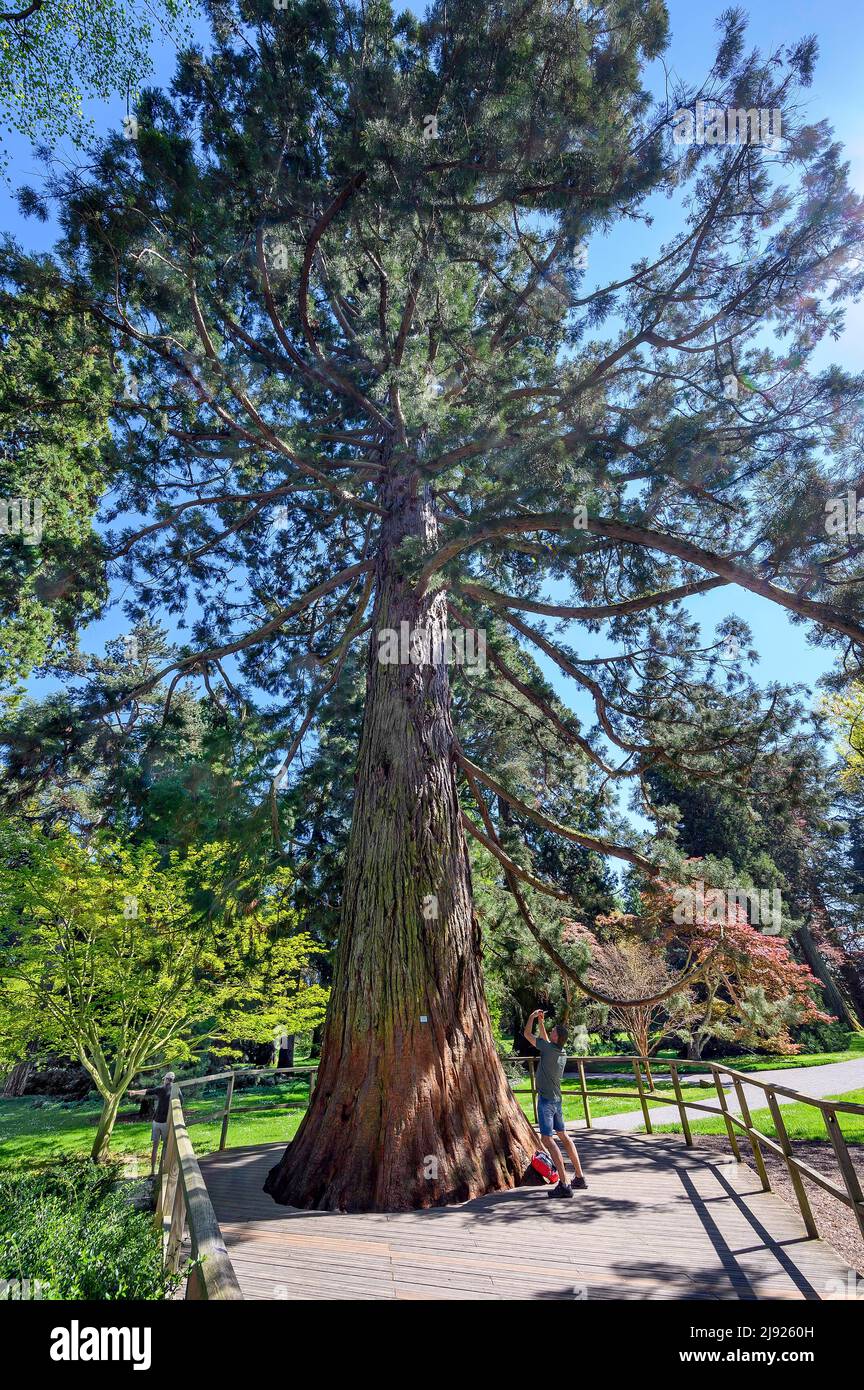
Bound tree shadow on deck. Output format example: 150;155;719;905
201;1132;838;1299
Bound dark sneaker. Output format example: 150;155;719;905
572;1175;588;1190
550;1181;574;1199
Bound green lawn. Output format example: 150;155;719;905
654;1088;864;1145
0;1082;308;1173
709;1039;864;1073
557;1034;864;1076
4;1046;862;1173
2;1072;705;1171
511;1074;706;1124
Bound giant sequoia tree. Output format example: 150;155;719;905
7;0;864;1209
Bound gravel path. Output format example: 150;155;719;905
689;1134;864;1281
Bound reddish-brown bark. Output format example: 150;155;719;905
264;477;537;1210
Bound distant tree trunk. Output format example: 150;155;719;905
265;477;536;1211
798;877;864;1029
613;1009;650;1061
840;965;864;1027
277;1035;295;1068
308;1024;324;1060
793;922;860;1030
2;1060;32;1097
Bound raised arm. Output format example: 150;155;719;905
523;1008;540;1047
535;1010;550;1043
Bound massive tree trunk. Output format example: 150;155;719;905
265;477;536;1211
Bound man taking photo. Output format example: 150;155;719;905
524;1008;587;1198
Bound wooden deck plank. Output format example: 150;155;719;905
197;1131;854;1301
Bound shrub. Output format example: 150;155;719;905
792;1022;855;1055
0;1161;176;1300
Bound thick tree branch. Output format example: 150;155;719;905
447;598;627;779
94;561;373;720
459;575;728;620
456;749;659;876
0;0;41;17
421;510;864;646
461;763;709;1006
461;812;571;901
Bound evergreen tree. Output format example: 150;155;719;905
5;0;864;1208
0;249;114;696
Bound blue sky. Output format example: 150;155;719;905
3;0;861;752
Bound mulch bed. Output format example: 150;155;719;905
692;1134;864;1277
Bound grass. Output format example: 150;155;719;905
2;1072;702;1171
710;1038;864;1073
0;1161;177;1299
654;1088;864;1145
3;1036;862;1173
560;1035;864;1075
511;1074;706;1124
0;1081;309;1173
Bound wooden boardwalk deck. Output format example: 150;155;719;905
198;1130;852;1300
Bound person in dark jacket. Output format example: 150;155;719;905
128;1072;180;1176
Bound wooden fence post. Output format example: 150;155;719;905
732;1077;770;1192
632;1058;653;1134
821;1105;864;1242
219;1073;235;1152
528;1056;538;1125
765;1089;818;1239
165;1175;187;1273
577;1058;591;1129
710;1065;741;1161
155;1123;179;1247
669;1062;693;1148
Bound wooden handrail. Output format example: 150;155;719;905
155;1094;243;1300
515;1053;864;1247
138;1063;319;1090
500;1054;538;1122
150;1052;863;1287
151;1064;322;1295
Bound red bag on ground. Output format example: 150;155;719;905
531;1149;557;1183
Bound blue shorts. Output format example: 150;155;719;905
538;1095;565;1137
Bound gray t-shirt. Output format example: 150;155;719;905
535;1037;566;1101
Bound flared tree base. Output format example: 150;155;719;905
264;1024;537;1212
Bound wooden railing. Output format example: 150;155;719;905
164;1065;318;1150
154;1093;243;1300
505;1052;864;1246
152;1064;318;1297
152;1052;863;1294
502;1053;539;1121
